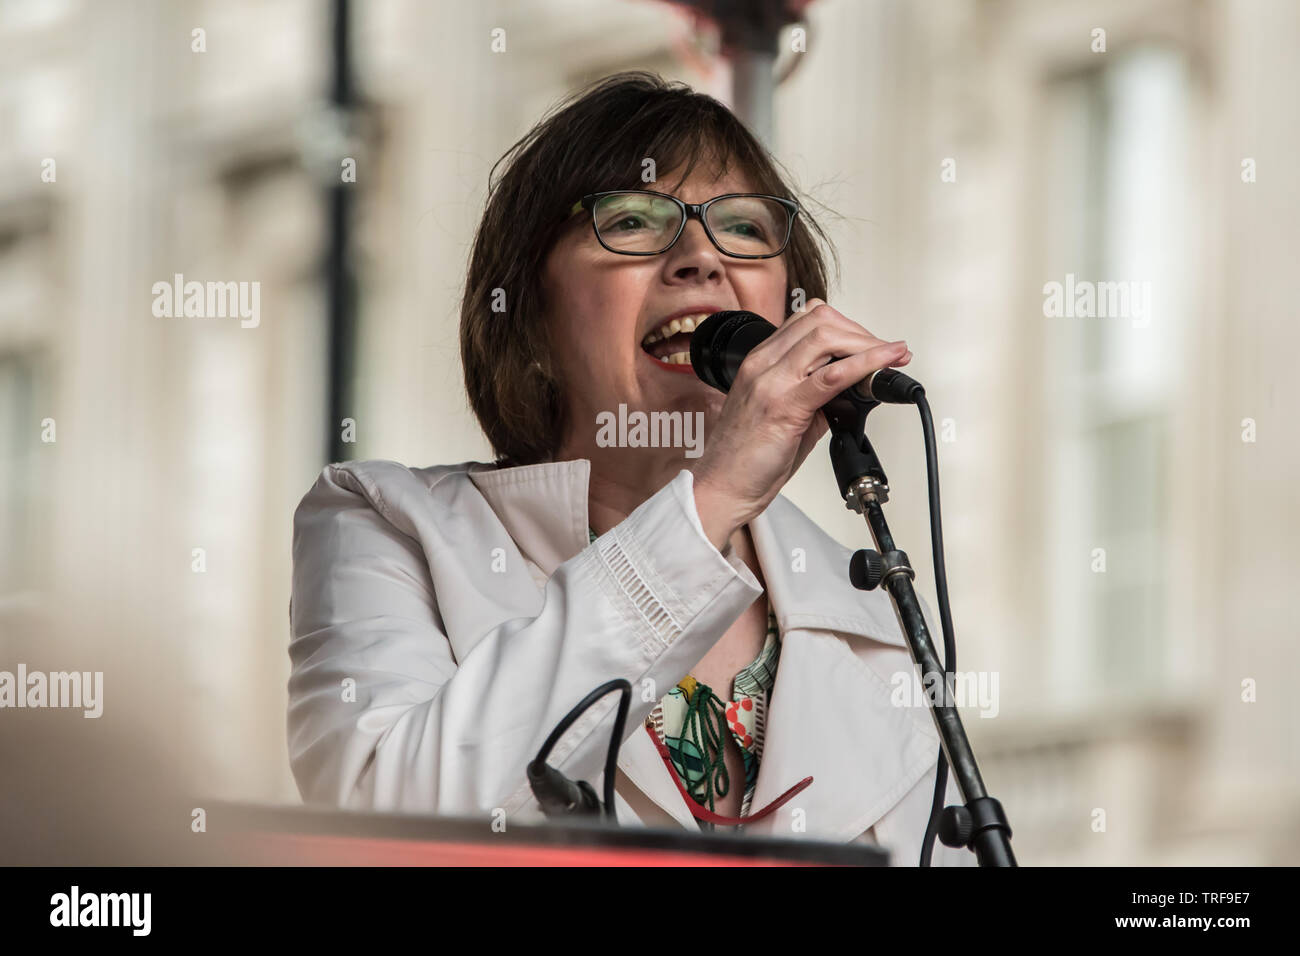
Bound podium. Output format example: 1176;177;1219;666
204;801;889;866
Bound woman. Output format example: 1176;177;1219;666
288;72;972;865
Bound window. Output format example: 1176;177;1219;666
1038;48;1192;703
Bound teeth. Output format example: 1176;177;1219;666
663;351;691;365
641;313;710;347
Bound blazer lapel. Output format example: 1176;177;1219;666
734;497;939;842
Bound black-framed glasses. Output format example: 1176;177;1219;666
568;190;799;259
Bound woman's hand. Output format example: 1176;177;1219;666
689;299;912;551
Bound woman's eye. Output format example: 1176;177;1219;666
608;215;646;231
723;220;764;238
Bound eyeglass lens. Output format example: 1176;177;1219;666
592;193;790;256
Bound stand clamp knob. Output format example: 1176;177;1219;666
938;805;974;848
939;798;1013;850
849;549;915;591
849;549;884;590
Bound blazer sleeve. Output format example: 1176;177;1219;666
286;464;763;818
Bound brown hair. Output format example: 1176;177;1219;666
460;71;837;467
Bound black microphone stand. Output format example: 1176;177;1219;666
821;385;1016;867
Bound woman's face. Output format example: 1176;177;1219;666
543;163;789;463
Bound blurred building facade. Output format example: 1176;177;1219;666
0;0;1296;864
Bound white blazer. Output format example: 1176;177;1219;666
287;457;976;866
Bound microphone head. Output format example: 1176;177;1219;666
690;310;776;392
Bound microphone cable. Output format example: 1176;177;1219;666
527;678;631;822
914;392;959;867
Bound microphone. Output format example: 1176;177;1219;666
689;310;923;404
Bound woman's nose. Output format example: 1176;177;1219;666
664;219;724;281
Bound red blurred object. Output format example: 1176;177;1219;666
657;0;820;143
205;801;887;867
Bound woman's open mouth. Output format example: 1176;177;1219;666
639;313;710;372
